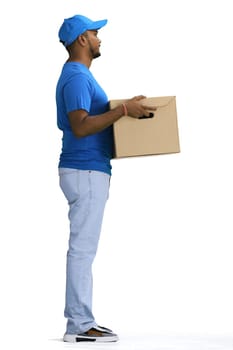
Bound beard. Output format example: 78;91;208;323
93;52;101;59
89;46;101;59
86;36;101;59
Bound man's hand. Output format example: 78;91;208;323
125;95;157;118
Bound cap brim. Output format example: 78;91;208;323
88;19;108;31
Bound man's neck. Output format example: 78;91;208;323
67;55;92;68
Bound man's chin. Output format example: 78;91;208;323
93;52;101;59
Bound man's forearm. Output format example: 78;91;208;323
69;105;124;138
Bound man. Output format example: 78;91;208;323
56;14;155;343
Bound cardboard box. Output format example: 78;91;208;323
109;96;180;158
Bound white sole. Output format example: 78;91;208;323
63;333;119;343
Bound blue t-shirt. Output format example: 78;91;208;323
56;62;113;175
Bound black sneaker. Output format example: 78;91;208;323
63;326;119;343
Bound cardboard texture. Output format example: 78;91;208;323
109;96;180;159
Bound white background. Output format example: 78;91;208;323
0;0;233;349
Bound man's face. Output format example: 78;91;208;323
84;30;101;59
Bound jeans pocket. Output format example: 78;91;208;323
59;168;80;203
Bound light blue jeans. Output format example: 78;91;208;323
59;168;110;334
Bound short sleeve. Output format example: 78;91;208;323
63;74;94;113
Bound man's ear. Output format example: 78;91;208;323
77;34;87;47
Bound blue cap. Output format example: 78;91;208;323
58;14;108;47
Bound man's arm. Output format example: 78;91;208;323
68;96;157;138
